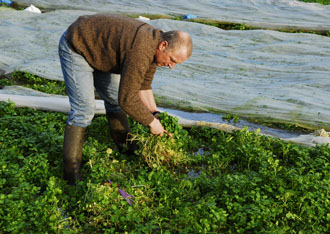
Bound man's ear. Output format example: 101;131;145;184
158;41;168;51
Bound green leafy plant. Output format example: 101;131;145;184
2;71;67;95
1;100;329;233
222;113;240;123
298;0;330;4
129;112;193;169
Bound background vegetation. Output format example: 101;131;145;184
299;0;330;4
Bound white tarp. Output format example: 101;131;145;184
1;87;329;147
13;0;330;29
1;5;330;131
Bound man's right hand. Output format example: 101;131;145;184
149;118;165;136
149;118;173;137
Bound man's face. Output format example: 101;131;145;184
155;41;188;69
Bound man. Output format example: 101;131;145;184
58;13;193;184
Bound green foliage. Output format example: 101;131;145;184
129;112;193;169
2;71;67;95
0;2;25;10
222;113;240;123
0;3;10;8
186;19;254;31
0;101;70;233
298;0;330;5
1;101;330;233
0;75;13;87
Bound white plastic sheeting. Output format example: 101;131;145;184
0;8;92;80
24;4;42;13
1;87;329;147
13;0;330;29
1;7;330;131
0;87;106;114
150;19;330;130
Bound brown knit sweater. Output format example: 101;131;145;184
66;14;162;125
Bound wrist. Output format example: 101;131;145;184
148;118;157;127
152;111;161;116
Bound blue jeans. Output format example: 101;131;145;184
58;31;121;127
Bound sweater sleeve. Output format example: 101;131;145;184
118;50;155;126
140;64;156;90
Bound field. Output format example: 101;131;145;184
1;73;329;232
1;0;330;231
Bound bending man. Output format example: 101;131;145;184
58;13;193;184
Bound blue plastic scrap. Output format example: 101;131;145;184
0;0;12;4
183;14;198;20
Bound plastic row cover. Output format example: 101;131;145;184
13;0;330;28
0;8;330;130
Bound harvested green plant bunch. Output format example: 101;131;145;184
129;112;193;169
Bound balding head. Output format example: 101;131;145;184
155;30;192;69
161;30;193;59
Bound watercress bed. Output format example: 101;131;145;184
0;100;329;233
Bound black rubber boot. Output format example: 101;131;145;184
106;111;138;154
63;125;85;185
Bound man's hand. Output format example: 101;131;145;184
149;118;164;136
148;118;172;137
